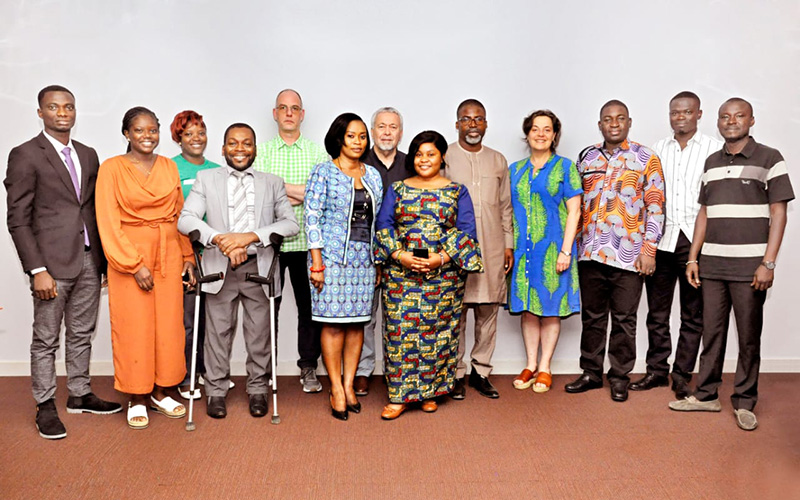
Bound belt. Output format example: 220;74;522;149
121;215;177;278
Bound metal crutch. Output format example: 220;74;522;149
185;230;224;432
245;232;284;425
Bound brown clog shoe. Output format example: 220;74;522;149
380;404;407;420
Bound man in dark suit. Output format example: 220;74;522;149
5;85;121;440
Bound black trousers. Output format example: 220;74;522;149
578;261;644;384
694;279;766;411
275;250;321;370
644;231;703;379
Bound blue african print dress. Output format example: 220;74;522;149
374;182;483;403
508;155;582;317
305;161;383;323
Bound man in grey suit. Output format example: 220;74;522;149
178;123;299;419
5;85;121;440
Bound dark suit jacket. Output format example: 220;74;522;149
5;132;106;279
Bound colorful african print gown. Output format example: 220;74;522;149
508;155;582;317
374;182;483;403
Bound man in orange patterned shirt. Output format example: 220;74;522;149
565;100;665;403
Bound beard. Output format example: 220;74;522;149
376;141;397;152
465;132;483;145
225;154;256;171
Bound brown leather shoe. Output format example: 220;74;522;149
421;400;438;413
354;376;370;396
380;404;407;420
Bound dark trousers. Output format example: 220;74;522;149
694;279;766;411
578;261;644;384
275;250;321;370
644;231;703;379
181;290;206;385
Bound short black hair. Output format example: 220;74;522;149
670;91;701;108
324;113;370;159
224;122;256;144
405;130;448;173
599;99;629;119
456;98;486;118
121;106;159;152
522;110;562;154
38;85;74;106
722;97;754;116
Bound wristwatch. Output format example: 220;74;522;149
761;261;776;270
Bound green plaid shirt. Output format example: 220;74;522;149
253;134;329;252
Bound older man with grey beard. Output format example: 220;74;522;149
353;107;408;396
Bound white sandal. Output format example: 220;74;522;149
178;386;202;400
127;403;149;430
150;395;186;418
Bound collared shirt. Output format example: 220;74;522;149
576;139;665;272
253;134;329;252
653;132;723;252
226;166;255;233
43;130;82;181
361;147;409;200
698;137;794;281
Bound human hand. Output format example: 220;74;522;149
181;262;196;287
556;252;570;273
686;262;701;289
751;265;774;291
228;247;248;268
504;248;514;275
635;254;656;276
134;266;154;291
213;232;255;255
310;270;325;293
33;271;58;300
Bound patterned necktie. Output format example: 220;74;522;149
62;147;81;200
231;171;249;233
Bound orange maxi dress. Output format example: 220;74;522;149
96;155;194;394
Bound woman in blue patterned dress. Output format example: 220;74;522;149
305;113;382;420
508;110;582;393
374;131;482;420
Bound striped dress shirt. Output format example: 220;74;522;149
698;137;794;281
652;132;723;252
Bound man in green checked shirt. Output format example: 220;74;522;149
252;89;329;393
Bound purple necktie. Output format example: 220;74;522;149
62;147;90;246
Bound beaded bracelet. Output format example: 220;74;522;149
310;264;326;272
438;252;445;267
685;260;698;266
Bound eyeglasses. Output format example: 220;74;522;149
458;116;486;124
276;105;302;113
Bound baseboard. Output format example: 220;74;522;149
1;358;799;376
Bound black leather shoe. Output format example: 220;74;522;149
564;374;603;393
468;371;499;399
629;373;669;391
450;377;466;400
36;399;67;440
249;394;268;418
206;396;227;419
610;380;629;402
66;392;123;415
671;375;691;400
346;401;362;414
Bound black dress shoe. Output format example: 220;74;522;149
36;399;67;440
671;375;691;399
66;392;123;415
468;371;500;399
610;380;629;402
329;393;348;421
564;374;603;393
249;394;268;418
629;373;669;391
450;377;466;400
346;401;362;414
206;396;227;419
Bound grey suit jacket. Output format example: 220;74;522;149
177;166;299;295
4;132;106;279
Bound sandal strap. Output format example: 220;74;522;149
150;396;184;412
514;369;535;384
127;403;148;420
535;372;552;386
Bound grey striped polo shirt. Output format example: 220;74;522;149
698;137;794;281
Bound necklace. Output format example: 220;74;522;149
334;158;365;177
128;155;154;176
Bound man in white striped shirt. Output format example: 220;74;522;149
631;92;722;399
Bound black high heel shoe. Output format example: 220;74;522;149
329;392;348;421
346;401;361;414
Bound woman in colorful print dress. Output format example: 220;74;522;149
305;113;382;421
374;130;482;420
508;110;582;393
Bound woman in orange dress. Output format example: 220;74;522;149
96;106;195;429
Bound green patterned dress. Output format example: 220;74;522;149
508;155;582;317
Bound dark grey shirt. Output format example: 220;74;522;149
362;147;409;200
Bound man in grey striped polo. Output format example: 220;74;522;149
631;92;722;399
669;98;794;431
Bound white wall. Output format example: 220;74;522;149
1;0;798;376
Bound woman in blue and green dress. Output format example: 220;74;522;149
508;110;581;394
374;130;482;420
169;110;220;400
